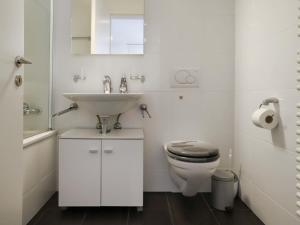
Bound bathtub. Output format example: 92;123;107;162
23;130;57;225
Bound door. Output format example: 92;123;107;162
59;139;101;206
0;1;24;225
101;140;143;206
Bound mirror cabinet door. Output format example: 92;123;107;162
71;0;144;55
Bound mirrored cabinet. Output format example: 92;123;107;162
71;0;145;55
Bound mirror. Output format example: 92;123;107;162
71;0;145;55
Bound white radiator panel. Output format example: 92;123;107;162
297;0;300;216
296;0;300;217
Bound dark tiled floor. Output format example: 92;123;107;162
28;192;264;225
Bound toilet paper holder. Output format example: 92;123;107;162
252;97;280;130
259;97;279;108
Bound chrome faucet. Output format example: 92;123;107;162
103;75;112;94
96;115;111;134
23;102;41;115
52;103;78;117
119;75;128;93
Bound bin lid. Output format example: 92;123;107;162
212;169;234;182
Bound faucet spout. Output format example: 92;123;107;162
52;103;78;117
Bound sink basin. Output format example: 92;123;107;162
63;93;144;115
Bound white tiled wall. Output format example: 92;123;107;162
53;0;235;192
234;0;300;224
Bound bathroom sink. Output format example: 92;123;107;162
63;93;143;115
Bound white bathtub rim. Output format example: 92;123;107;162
23;130;57;148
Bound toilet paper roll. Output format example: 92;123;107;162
252;108;279;130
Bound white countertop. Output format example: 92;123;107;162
59;128;144;140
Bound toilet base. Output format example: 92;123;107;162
169;165;217;196
163;143;220;196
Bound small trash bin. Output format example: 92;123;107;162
212;169;236;212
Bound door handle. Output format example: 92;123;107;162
15;56;32;68
89;149;99;154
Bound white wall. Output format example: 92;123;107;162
234;0;300;224
53;0;235;192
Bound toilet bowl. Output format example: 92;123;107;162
164;141;220;196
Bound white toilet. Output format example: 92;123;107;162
164;140;220;196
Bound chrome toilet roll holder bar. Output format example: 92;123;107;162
259;97;279;108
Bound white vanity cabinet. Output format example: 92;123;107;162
101;140;143;206
59;139;101;206
58;129;144;208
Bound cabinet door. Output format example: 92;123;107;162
101;140;143;206
59;139;101;206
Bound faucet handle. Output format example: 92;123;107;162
103;75;112;84
141;109;145;118
121;75;127;83
140;104;152;119
145;109;152;118
119;75;128;93
103;75;112;94
96;115;102;130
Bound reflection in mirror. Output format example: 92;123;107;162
71;0;91;54
71;0;144;55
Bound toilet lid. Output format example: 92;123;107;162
166;150;220;163
167;141;219;158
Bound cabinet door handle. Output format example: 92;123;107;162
103;148;113;153
89;149;99;154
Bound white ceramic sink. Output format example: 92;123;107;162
63;93;144;115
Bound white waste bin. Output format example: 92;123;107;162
212;169;237;212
